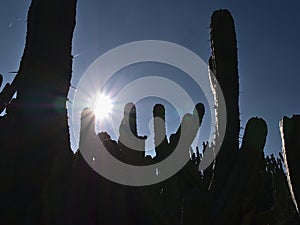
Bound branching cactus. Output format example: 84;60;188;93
1;2;299;224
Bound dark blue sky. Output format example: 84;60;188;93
1;0;299;156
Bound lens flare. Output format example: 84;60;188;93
93;93;113;120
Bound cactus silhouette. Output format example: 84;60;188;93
208;9;240;195
206;9;298;225
0;2;299;225
280;115;300;214
118;103;147;165
0;0;77;224
153;104;169;162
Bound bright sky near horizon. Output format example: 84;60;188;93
0;0;300;156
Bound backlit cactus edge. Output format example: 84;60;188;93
0;2;299;224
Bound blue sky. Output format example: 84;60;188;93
0;0;299;156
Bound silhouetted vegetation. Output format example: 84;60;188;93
0;1;299;225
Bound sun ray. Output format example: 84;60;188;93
93;93;113;120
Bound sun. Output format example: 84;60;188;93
93;93;113;120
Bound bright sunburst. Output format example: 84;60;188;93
93;93;113;120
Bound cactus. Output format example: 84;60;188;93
210;118;267;225
153;104;169;161
0;2;299;225
280;115;300;214
207;9;298;225
209;9;240;194
0;0;77;224
118;103;147;165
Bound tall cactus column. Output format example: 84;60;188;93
16;0;76;143
118;103;147;165
209;9;240;193
280;115;300;214
9;0;77;223
153;104;169;161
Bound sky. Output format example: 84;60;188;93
0;0;299;156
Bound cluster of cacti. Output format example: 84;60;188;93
206;10;298;224
0;1;299;225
